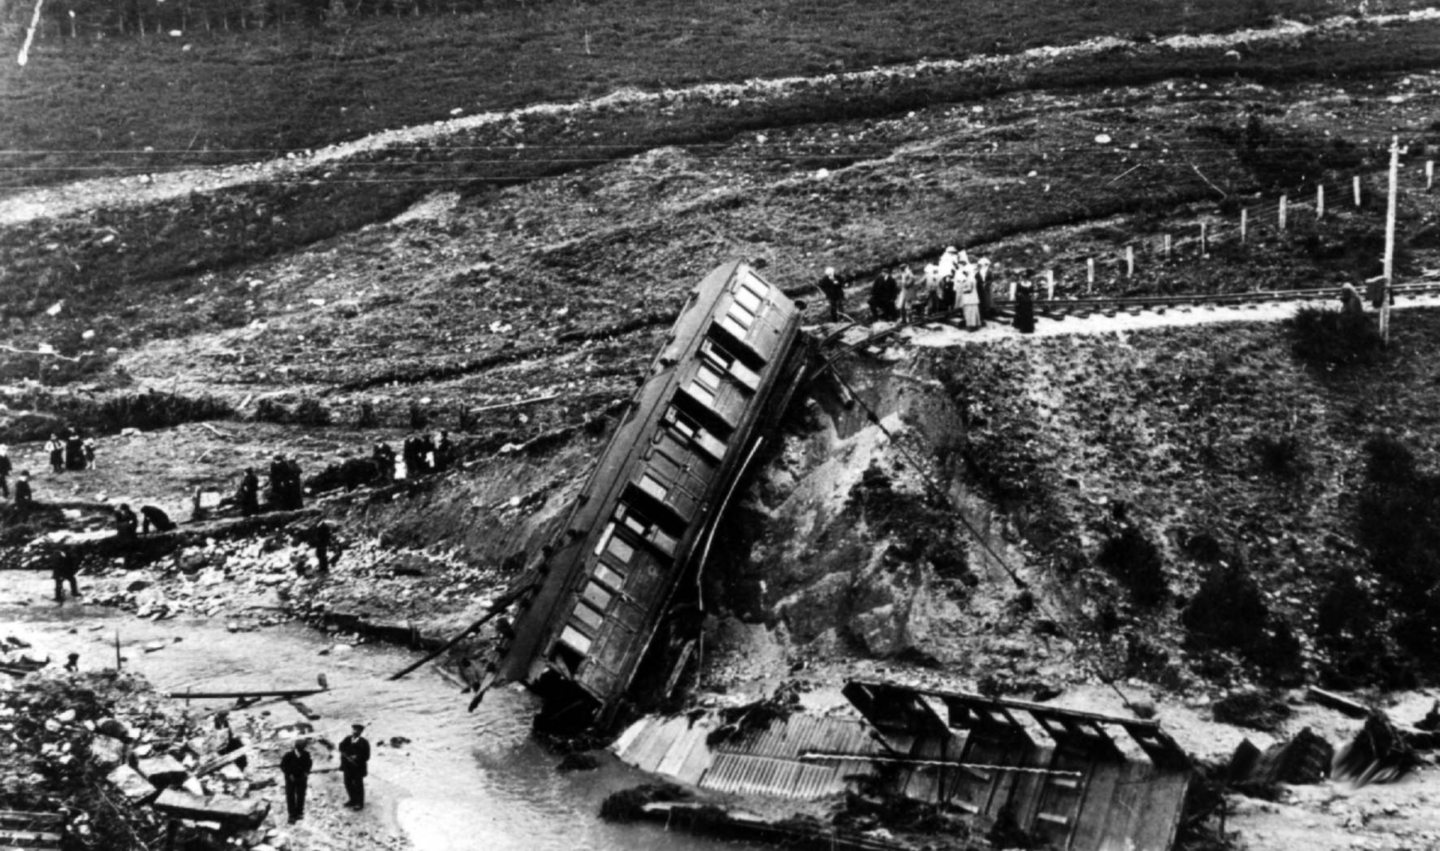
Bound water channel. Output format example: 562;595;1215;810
2;585;756;851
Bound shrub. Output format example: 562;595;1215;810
1289;304;1382;368
1182;561;1301;683
1097;525;1169;607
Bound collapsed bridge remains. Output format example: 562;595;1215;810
475;261;811;730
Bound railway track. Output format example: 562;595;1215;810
818;276;1440;356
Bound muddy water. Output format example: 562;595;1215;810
2;596;754;851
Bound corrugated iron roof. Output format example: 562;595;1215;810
612;713;884;800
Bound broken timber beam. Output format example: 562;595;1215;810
162;686;326;700
799;751;1082;777
1308;687;1370;719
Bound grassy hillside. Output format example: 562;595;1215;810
1;0;1432;190
931;307;1440;691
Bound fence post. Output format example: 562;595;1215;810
1045;269;1055;300
1200;222;1209;256
1087;258;1095;294
1354;175;1362;206
1279;195;1288;231
1317;184;1325;219
1125;246;1134;278
1428;161;1435;191
1164;233;1172;261
1241;208;1248;243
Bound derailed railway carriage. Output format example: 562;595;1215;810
479;261;810;730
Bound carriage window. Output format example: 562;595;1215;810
734;285;763;314
664;406;728;462
727;301;756;330
617;502;679;557
572;602;605;632
696;363;723;392
582;580;614;610
594;562;625;590
605;534;635;565
701;338;759;390
738;270;770;299
559;626;592;656
637;473;668;502
719;313;749;340
687;380;717;408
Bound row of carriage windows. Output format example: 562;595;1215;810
555;271;777;668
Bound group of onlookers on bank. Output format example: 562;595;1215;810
816;246;1036;334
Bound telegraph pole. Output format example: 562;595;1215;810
1381;135;1398;345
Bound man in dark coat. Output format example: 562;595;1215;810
13;471;33;507
279;739;312;823
284;457;304;509
0;444;10;499
114;503;138;541
52;550;81;603
268;456;289;509
140;505;176;534
64;430;85;471
817;267;844;322
371;443;396;483
239;468;260;516
339;723;371;809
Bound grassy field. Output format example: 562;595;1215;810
0;0;1429;190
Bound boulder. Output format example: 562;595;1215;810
135;754;188;788
89;734;126;769
106;764;158;803
151;789;269;832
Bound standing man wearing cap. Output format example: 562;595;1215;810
339;723;371;809
280;738;313;823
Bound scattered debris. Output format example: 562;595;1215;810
1227;727;1333;796
1332;712;1419;787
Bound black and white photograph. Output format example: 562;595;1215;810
3;1;1440;849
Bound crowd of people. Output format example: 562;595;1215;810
820;247;1037;334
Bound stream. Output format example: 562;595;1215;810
1;587;755;851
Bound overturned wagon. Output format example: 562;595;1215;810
477;261;810;730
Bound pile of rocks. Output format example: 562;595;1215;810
0;665;303;850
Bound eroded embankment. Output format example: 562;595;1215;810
690;306;1440;710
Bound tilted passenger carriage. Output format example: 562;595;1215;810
480;261;810;730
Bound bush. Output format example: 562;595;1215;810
1097;525;1169;607
1289;305;1383;368
1182;561;1301;683
1254;433;1307;478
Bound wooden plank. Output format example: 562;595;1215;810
1127;769;1192;851
1069;759;1125;851
1094;760;1153;851
1308;687;1370;719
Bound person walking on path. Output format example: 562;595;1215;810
52;550;81;604
817;267;844;322
1014;280;1037;334
14;471;33;508
339;723;371;809
280;739;312;824
83;436;96;470
0;444;10;499
45;434;63;474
